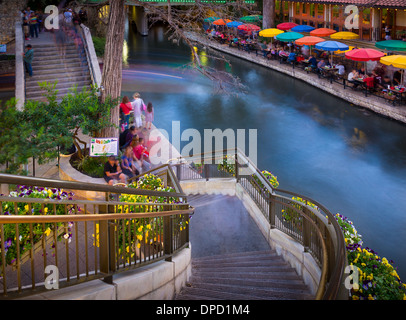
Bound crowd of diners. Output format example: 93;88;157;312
205;27;406;105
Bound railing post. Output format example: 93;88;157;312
204;164;210;181
163;198;173;261
268;193;276;229
302;207;311;252
235;152;239;183
99;193;116;284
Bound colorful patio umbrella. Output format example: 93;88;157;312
240;15;263;23
330;31;359;40
295;36;325;55
291;25;315;33
310;28;336;37
380;55;406;69
345;48;385;62
238;24;261;32
277;22;298;31
315;41;349;65
259;28;284;38
213;19;232;26
375;40;406;52
380;55;406;84
295;36;325;46
275;31;304;42
226;21;244;28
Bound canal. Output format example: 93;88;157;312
122;23;406;280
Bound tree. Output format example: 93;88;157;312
263;0;275;29
99;0;126;138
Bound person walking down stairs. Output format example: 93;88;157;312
23;44;34;77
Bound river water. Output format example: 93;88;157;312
121;23;406;280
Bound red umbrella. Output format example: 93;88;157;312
277;22;298;31
345;48;385;61
238;24;261;32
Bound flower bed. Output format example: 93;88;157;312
0;185;76;270
335;214;406;300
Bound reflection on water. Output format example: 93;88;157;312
122;23;406;280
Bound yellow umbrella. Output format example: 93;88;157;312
380;55;406;69
330;31;359;40
380;55;406;85
334;46;355;54
259;28;284;37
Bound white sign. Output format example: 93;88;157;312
90;138;118;157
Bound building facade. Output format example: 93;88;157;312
274;0;406;41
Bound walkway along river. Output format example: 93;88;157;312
120;23;406;280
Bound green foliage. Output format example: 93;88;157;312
72;155;108;178
0;82;118;174
92;37;106;57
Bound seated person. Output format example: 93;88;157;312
121;146;140;179
120;125;137;150
336;62;345;77
131;137;151;173
358;67;366;76
393;70;402;86
347;69;360;88
296;54;305;63
308;55;318;70
317;59;326;69
372;70;382;87
104;156;126;185
287;52;296;63
363;74;376;90
379;75;392;90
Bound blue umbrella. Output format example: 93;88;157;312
226;21;244;28
315;41;349;65
291;25;315;33
315;40;349;51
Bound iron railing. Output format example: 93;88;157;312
167;148;347;300
0;168;193;299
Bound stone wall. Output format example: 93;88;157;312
0;60;15;74
0;0;27;45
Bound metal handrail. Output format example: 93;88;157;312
169;148;347;300
0;173;186;198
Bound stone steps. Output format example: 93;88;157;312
25;41;92;102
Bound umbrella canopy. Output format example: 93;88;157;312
345;48;385;62
315;40;349;51
277;22;298;31
330;31;359;40
380;55;406;69
259;28;284;38
238;24;261;32
204;17;220;23
213;19;232;26
295;36;325;46
375;40;406;52
275;31;304;42
240;15;263;23
310;28;337;37
291;25;315;33
226;21;244;28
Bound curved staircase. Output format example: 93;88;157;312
175;193;314;300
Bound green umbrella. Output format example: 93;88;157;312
240;15;263;23
375;40;406;52
275;31;304;42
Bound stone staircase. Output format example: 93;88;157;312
26;42;92;102
175;193;314;300
176;250;314;300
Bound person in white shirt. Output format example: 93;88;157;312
347;69;359;88
131;92;146;128
336;63;345;76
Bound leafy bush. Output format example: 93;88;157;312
92;37;106;57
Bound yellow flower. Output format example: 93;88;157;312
44;207;48;214
368;294;374;300
44;228;51;237
137;243;141;249
352;295;359;300
146;224;151;230
137;226;143;232
24;204;29;212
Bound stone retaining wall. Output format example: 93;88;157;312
0;0;27;45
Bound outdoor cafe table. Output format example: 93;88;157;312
391;87;406;105
321;66;338;83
